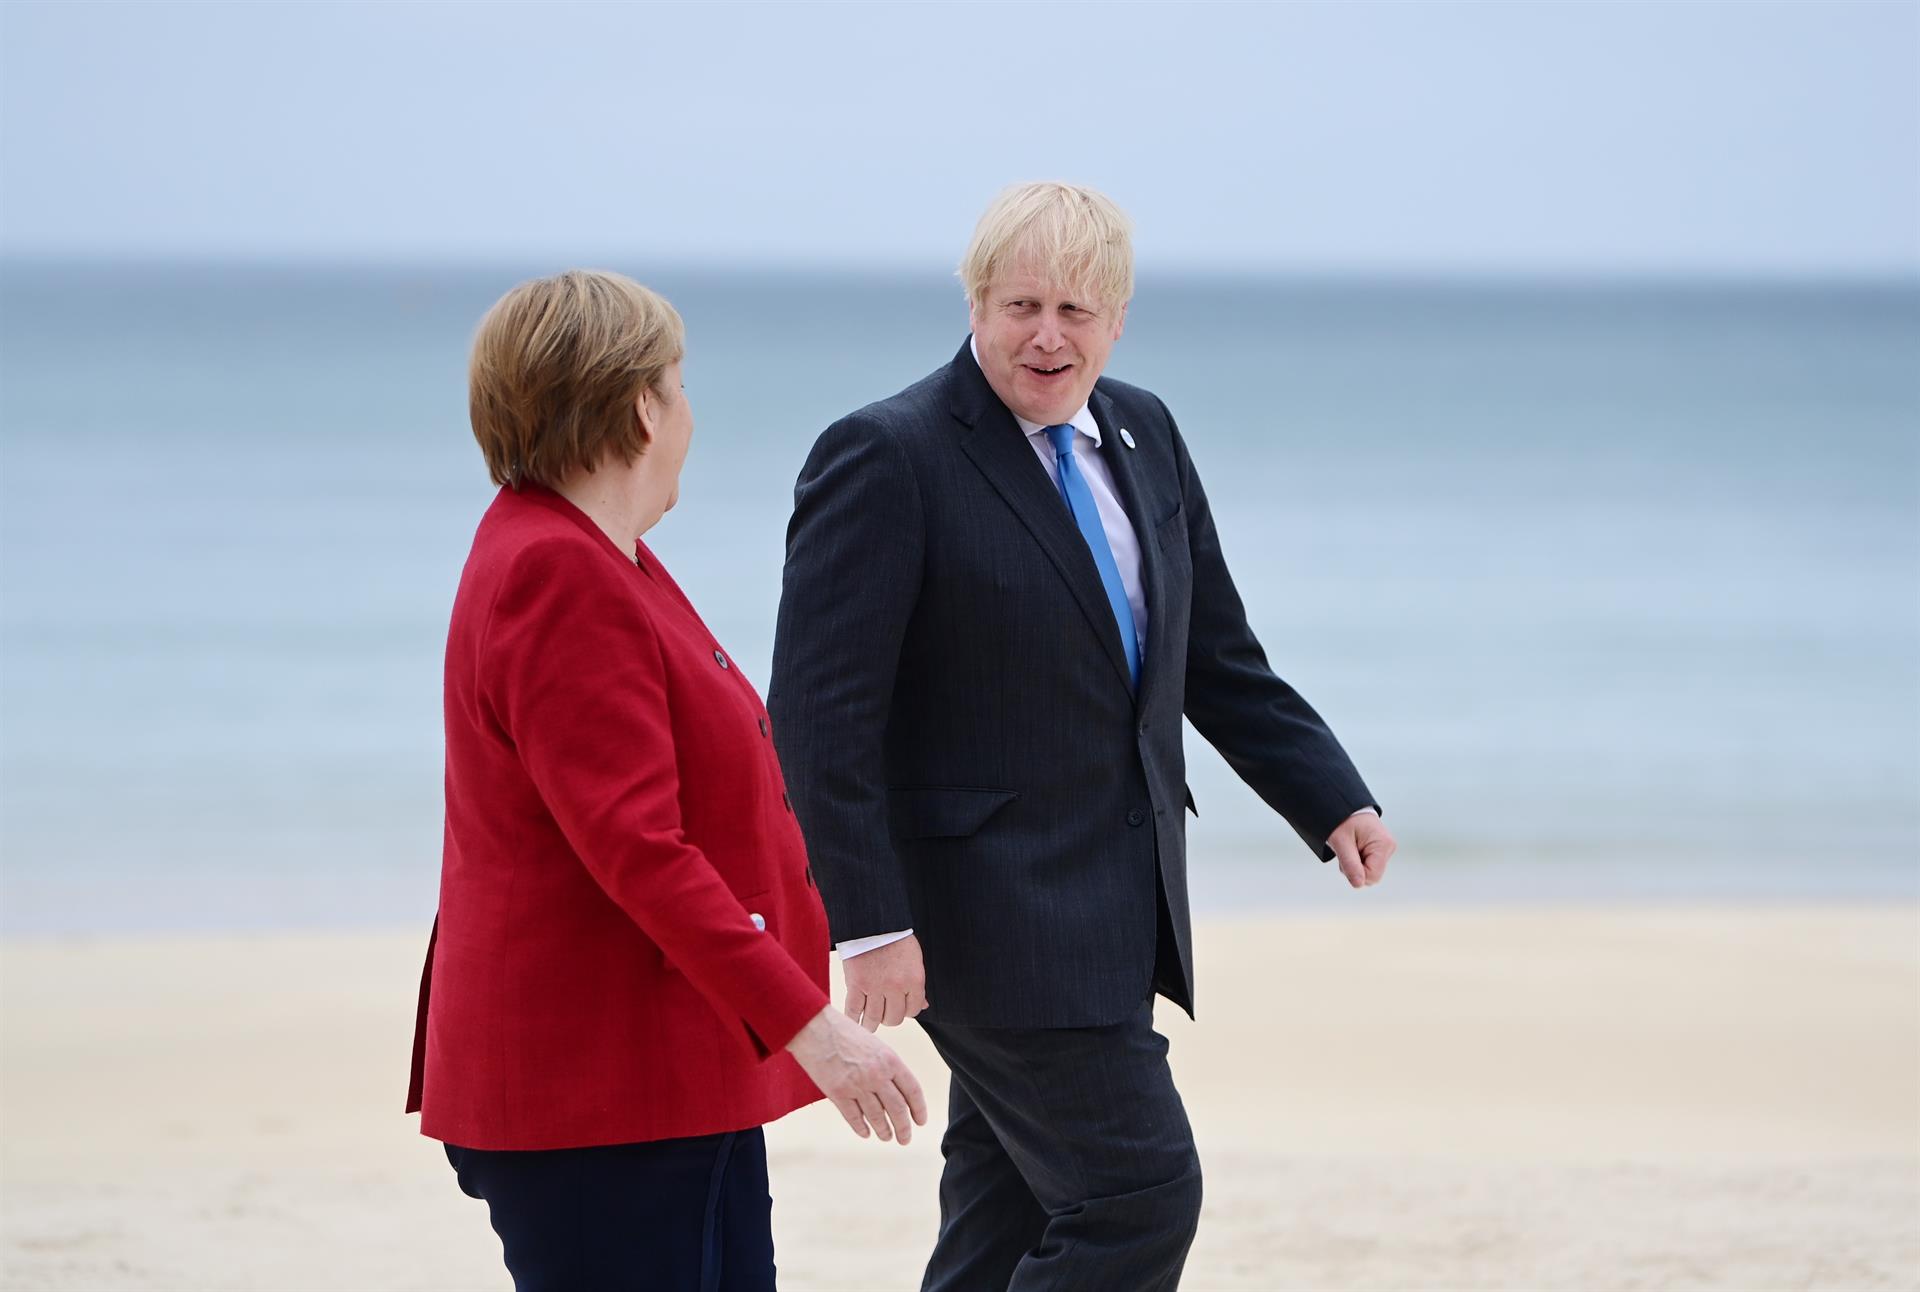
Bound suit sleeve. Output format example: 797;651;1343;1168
1168;403;1381;859
480;540;829;1055
767;414;924;943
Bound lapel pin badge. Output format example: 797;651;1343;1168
1119;427;1136;449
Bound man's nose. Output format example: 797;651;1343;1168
1031;316;1066;352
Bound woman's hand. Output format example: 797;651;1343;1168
785;1006;928;1145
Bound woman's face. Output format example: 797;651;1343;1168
642;359;693;511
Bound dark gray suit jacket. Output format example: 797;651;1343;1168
767;339;1377;1028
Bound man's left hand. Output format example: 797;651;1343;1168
842;934;929;1032
1328;811;1395;888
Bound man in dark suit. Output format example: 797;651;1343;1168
768;182;1395;1291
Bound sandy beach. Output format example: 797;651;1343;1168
3;906;1915;1290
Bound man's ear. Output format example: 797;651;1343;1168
1114;300;1128;340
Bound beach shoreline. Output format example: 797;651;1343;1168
4;905;1915;1289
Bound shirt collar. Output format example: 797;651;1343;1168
969;334;1102;447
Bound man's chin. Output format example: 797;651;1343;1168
985;366;1089;426
1010;395;1087;426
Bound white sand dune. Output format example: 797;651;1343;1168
3;906;1915;1290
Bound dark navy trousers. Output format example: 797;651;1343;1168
445;1128;775;1292
917;1001;1204;1292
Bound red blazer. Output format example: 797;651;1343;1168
407;484;831;1151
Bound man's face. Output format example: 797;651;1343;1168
969;259;1127;426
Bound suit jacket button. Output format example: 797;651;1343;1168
1126;809;1145;827
750;912;766;931
713;650;729;669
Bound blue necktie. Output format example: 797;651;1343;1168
1045;424;1141;690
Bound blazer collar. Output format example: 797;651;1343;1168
501;481;645;570
946;335;1012;434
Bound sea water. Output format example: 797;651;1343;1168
1;264;1914;933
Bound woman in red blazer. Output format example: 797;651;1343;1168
408;270;925;1291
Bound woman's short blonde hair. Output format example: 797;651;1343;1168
958;182;1134;309
468;269;684;488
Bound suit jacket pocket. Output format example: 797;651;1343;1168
887;786;1020;840
1155;504;1188;554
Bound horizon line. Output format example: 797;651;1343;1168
2;251;1916;290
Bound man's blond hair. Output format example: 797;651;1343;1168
468;270;684;489
958;182;1134;309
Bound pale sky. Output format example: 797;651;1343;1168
1;0;1915;275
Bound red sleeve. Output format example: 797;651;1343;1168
479;538;828;1055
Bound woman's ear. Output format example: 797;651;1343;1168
633;385;658;445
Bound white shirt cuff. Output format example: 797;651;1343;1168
837;929;913;958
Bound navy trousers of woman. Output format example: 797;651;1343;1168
445;1128;776;1292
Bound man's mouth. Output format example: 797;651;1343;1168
1025;363;1073;378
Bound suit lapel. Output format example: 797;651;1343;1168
946;341;1135;693
1089;387;1169;706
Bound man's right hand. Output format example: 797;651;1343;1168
785;1006;928;1144
842;933;929;1031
